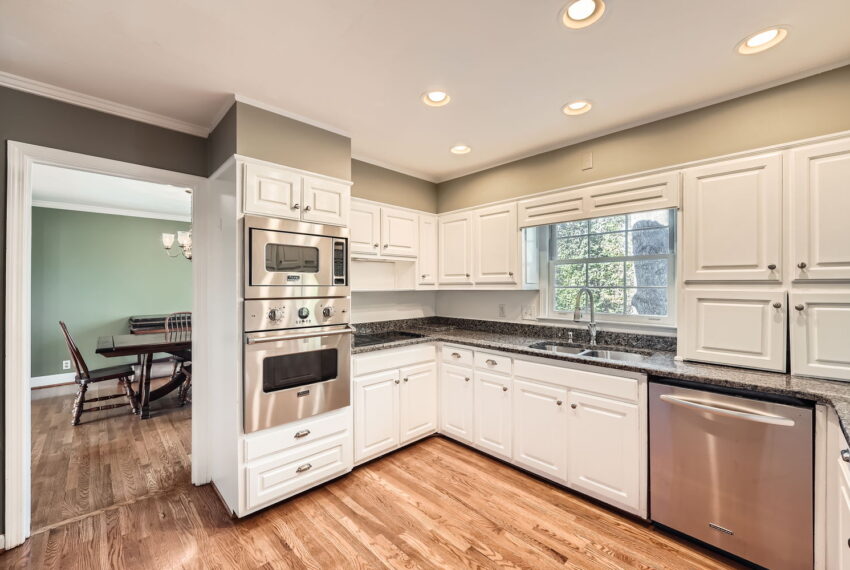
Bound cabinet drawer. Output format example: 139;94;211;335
244;409;351;462
514;359;639;402
354;343;436;376
474;351;512;375
442;345;473;366
245;434;351;511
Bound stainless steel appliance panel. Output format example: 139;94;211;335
244;298;350;332
244;325;352;433
649;382;813;570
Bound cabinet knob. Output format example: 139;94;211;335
485;359;497;366
465;377;470;382
403;377;408;382
842;449;850;463
556;400;563;406
795;304;805;311
421;274;427;279
294;429;311;439
465;273;470;278
502;386;508;392
394;379;400;384
508;272;514;277
383;244;388;249
772;302;782;309
767;264;777;270
570;403;578;409
304;205;312;211
373;243;379;248
451;352;461;359
292;203;300;210
797;262;807;269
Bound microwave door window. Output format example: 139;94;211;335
265;244;320;273
262;349;338;392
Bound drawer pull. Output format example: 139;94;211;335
485;359;497;366
451;352;461;359
296;463;312;473
842;449;850;463
294;429;311;439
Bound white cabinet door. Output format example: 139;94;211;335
418;214;438;286
473;202;518;284
681;289;787;372
350;200;381;255
438;212;473;285
683;153;782;281
512;378;568;482
244;163;302;220
790;293;850;381
473;371;512;460
399;362;438;444
381;207;419;258
567;391;640;513
827;410;850;570
302;176;350;226
440;364;474;443
353;371;399;463
792;138;850;281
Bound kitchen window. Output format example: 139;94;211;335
544;208;676;326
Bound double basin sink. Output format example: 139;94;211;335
528;341;650;363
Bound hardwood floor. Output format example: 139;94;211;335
7;424;744;569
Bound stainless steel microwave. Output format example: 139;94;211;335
244;215;349;299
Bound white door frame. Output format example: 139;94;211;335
4;141;210;549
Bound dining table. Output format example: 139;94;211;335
96;331;191;419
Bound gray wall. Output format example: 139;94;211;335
206;102;237;176
351;160;437;213
437;65;850;212
0;85;207;533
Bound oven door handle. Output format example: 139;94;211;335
246;326;355;345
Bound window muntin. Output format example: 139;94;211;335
549;209;675;322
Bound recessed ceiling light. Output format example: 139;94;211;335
450;144;471;155
422;90;451;107
562;100;592;115
737;27;788;54
561;0;606;29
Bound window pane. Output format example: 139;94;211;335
589;232;626;257
627;210;669;230
626;259;668;287
556;220;588;238
627;287;668;316
555;264;586;287
556;236;588;260
593;288;625;314
588;262;624;287
628;227;669;255
590;215;626;234
554;288;582;312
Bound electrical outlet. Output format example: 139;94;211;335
62;360;71;370
521;304;535;320
498;304;506;318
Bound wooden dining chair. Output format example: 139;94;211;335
59;321;138;425
164;312;192;406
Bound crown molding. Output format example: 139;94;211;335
0;71;210;138
32;200;191;223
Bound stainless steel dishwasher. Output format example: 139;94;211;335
649;380;813;570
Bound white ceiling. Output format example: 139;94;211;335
3;1;850;182
32;164;191;221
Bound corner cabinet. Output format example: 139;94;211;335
350;199;418;258
418;214;438;286
438;212;474;285
243;161;350;226
473;202;519;285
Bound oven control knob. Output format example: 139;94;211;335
323;306;335;318
297;307;310;319
268;308;285;322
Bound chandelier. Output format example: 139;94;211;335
161;230;192;260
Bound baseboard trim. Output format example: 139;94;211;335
31;373;75;389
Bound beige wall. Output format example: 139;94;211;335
437;65;850;212
235;102;352;181
351;159;438;213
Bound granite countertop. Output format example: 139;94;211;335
352;322;850;442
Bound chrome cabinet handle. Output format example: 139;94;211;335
841;449;850;463
798;262;807;269
296;463;312;473
451;352;461;359
485;359;497;366
294;429;311;439
556;400;563;406
660;394;795;426
772;302;782;309
795;304;805;311
502;386;508;392
292;203;300;209
304;205;312;211
767;264;777;270
570;403;578;409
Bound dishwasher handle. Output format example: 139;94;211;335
659;394;796;427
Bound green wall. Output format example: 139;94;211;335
31;208;192;377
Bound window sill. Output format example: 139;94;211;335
532;315;677;336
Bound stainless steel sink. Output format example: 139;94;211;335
579;349;649;362
528;342;585;354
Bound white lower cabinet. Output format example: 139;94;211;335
353;370;400;463
473;370;512;459
566;391;641;512
399;362;438;444
512;377;569;482
440;363;475;443
826;408;850;569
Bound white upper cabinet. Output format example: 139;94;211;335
681;289;787;372
418;214;438;286
791;138;850;281
473;370;512;460
244;163;302;220
243;162;350;226
473;203;518;285
302;176;349;226
349;201;381;255
440;363;474;443
381;207;419;258
567;391;641;514
512;377;568;482
398;362;437;444
438;212;474;285
790;293;850;381
683;153;782;282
